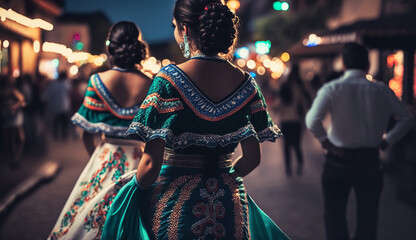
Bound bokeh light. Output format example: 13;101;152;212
257;66;266;75
162;59;171;66
263;59;272;68
237;59;246;68
281;52;290;62
69;65;79;75
247;60;256;69
3;40;9;48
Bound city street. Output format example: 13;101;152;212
1;0;416;239
0;114;415;240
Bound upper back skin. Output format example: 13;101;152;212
177;59;246;103
97;69;152;108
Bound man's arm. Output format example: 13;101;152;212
384;89;414;145
305;87;333;142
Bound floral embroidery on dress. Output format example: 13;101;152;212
83;177;129;239
192;178;227;239
49;147;129;239
140;93;184;113
156;65;257;121
250;99;267;114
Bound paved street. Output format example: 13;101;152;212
0;121;415;240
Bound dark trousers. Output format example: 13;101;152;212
53;113;69;140
322;150;383;240
281;121;303;174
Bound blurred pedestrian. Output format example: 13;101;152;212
68;78;85;138
49;21;152;239
0;74;26;169
16;74;38;151
41;71;71;141
305;42;414;240
277;63;311;176
101;1;288;239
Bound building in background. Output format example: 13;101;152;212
289;0;416;105
0;0;63;79
41;12;112;80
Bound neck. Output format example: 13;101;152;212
112;66;136;72
190;53;227;62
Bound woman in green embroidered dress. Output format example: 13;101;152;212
49;21;152;240
102;1;290;239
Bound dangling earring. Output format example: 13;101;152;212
179;33;191;59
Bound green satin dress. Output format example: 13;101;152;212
101;64;290;240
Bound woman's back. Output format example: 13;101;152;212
98;69;151;109
177;59;245;104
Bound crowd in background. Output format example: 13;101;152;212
0;72;87;169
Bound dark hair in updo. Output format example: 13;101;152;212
173;0;239;56
107;21;148;69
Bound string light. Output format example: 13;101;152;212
42;42;107;65
3;40;10;48
33;40;40;53
0;7;53;31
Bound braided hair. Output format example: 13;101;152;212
173;0;239;56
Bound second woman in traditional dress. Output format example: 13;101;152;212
49;21;152;240
101;1;290;239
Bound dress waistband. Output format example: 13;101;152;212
103;136;141;146
163;148;233;168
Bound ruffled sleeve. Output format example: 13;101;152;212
71;74;134;137
248;82;283;142
125;73;184;144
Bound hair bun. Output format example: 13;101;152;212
197;3;238;56
107;21;148;69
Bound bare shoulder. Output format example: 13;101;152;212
227;61;246;79
95;69;118;85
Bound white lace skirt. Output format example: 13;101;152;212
48;137;143;240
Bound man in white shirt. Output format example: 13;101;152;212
305;43;414;240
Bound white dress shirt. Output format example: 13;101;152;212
305;69;414;148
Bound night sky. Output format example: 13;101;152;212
65;0;177;44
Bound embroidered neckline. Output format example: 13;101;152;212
92;74;141;119
157;65;257;121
